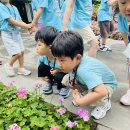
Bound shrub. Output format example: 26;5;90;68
0;82;94;130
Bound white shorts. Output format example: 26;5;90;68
72;26;96;45
1;31;24;56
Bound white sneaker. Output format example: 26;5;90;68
99;45;112;52
120;89;130;105
17;68;31;76
91;101;111;119
4;64;15;77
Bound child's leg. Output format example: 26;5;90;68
73;27;98;58
54;72;71;97
120;60;130;105
98;21;112;52
91;85;113;119
38;63;54;94
17;52;31;76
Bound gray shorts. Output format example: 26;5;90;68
1;31;24;56
98;21;114;38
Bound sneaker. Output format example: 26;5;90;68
43;82;53;94
99;45;112;52
91;101;111;119
17;68;31;76
4;64;15;77
59;87;71;98
52;83;60;94
120;89;130;105
72;99;79;107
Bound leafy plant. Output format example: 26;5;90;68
0;82;94;130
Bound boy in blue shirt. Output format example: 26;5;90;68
51;32;117;119
62;0;99;58
115;0;130;105
35;26;71;98
30;0;71;32
97;0;117;52
0;0;31;77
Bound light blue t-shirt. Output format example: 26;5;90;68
97;0;114;21
0;3;21;31
117;12;128;33
38;0;71;31
31;0;43;24
71;0;93;28
75;54;117;90
38;56;59;69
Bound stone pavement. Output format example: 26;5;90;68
0;29;130;130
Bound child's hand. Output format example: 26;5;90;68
42;76;49;82
50;69;58;76
73;89;80;103
28;26;37;34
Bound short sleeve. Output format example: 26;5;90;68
38;0;49;8
0;5;12;21
77;69;103;90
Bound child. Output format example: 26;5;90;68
30;0;71;32
51;32;117;119
35;26;71;98
31;0;43;29
0;0;31;77
97;0;117;52
115;0;130;105
62;0;99;58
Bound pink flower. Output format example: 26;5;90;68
57;108;66;115
8;123;21;130
7;80;16;87
16;88;27;98
66;121;78;128
50;126;59;130
59;96;64;102
76;108;90;121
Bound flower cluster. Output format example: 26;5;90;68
50;125;59;130
57;108;66;115
66;120;78;128
16;87;27;98
8;123;21;130
76;108;90;121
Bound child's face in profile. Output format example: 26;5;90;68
118;0;130;21
35;41;50;55
56;54;81;73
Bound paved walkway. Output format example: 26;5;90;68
0;29;130;130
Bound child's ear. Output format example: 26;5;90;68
76;54;82;61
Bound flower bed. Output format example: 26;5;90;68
0;82;95;130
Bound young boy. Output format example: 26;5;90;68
62;0;99;57
51;32;118;119
0;0;31;77
35;26;70;98
97;0;117;52
116;0;130;105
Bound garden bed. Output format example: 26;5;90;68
0;82;97;130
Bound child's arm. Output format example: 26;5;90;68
62;0;75;31
73;84;108;106
7;18;31;29
31;7;43;27
107;0;118;6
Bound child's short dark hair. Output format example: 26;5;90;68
52;31;84;59
35;26;59;46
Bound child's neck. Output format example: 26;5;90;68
47;53;54;62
